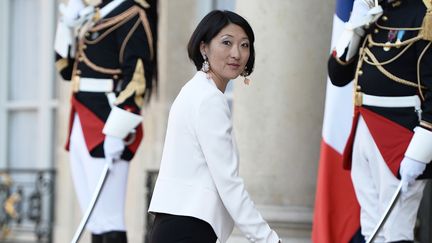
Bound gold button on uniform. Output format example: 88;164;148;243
382;16;388;21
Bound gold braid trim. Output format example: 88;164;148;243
353;38;369;106
117;8;154;63
134;0;150;8
416;41;432;100
375;22;423;31
364;47;427;89
55;58;69;72
80;49;122;75
363;42;415;66
420;120;432;130
115;59;146;107
367;34;423;48
422;0;432;40
138;9;154;59
93;6;139;31
421;15;432;41
120;18;141;64
84;11;138;45
423;0;432;9
354;38;369;86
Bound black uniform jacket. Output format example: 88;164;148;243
55;0;157;161
327;0;432;178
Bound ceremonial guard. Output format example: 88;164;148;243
328;0;432;242
54;0;157;242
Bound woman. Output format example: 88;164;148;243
148;10;281;243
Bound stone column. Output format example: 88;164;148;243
231;1;334;242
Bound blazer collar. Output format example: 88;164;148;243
195;71;222;92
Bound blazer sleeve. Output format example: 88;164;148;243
195;93;279;243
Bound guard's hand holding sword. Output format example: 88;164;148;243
71;106;141;243
103;135;125;168
400;156;426;193
366;157;426;243
70;134;126;243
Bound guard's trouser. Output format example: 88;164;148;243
69;114;129;234
351;116;426;242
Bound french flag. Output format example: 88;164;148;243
312;0;364;243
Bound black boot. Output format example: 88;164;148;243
388;241;414;243
92;233;103;243
103;231;127;243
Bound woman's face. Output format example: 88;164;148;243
201;24;250;83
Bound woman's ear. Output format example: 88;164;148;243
200;41;207;58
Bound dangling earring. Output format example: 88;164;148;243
241;67;250;85
201;55;210;73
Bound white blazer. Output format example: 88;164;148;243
149;71;279;243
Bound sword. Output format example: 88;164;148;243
366;181;403;243
70;159;113;243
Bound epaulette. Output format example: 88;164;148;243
422;0;432;40
134;0;149;8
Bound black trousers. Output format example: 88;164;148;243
149;213;217;243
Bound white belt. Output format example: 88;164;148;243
79;78;113;92
356;93;422;119
361;93;421;109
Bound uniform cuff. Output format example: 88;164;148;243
103;106;142;139
405;126;432;164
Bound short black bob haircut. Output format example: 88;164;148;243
187;10;255;76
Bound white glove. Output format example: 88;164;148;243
335;0;383;59
61;0;85;25
54;20;75;58
55;0;86;57
349;0;383;29
104;135;125;164
400;156;426;193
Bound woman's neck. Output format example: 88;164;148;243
209;71;228;93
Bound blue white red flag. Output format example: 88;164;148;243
312;0;364;242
